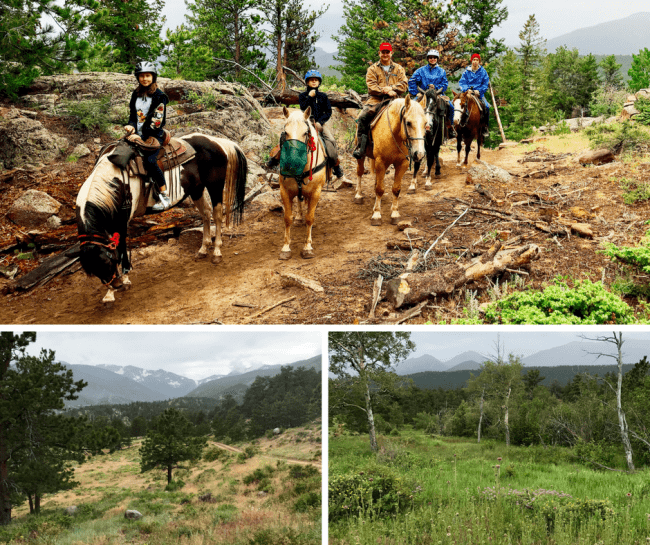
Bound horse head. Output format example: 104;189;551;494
78;232;122;288
283;106;313;142
419;86;445;133
399;95;426;163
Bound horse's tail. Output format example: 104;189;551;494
220;140;248;228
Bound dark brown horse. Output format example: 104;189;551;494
452;90;483;167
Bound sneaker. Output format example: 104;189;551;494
152;191;171;212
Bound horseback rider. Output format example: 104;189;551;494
408;49;456;138
352;42;408;159
123;61;170;212
458;53;491;139
266;69;349;183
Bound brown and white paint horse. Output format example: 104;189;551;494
354;96;426;225
452;90;483;167
76;133;247;304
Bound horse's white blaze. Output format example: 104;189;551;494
453;98;462;124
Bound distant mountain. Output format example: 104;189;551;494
447;359;483;372
313;47;341;77
445;351;486;370
396;354;449;374
545;12;650;55
522;339;650;368
63;364;164;408
96;365;198;398
184;355;322;401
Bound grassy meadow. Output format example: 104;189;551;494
1;425;321;545
329;429;650;545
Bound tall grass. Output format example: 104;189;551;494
330;430;650;545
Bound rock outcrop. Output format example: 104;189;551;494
6;189;62;229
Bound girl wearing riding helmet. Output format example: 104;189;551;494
458;53;491;138
268;69;348;182
124;61;171;211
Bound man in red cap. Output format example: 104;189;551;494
458;53;491;139
352;42;408;159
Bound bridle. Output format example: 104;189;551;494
284;119;326;201
386;103;425;167
424;91;445;143
459;92;481;128
78;232;120;285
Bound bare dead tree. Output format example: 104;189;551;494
580;332;635;472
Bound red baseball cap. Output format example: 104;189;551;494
471;53;481;61
379;42;392;52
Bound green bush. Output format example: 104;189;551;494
213;504;237;524
589;86;627;117
329;467;414;521
165;479;185;492
484;278;635;324
573;439;619;469
634;97;650;125
288;464;319;480
243;465;275;485
602;230;650;274
60;97;116;133
293;491;320;512
203;446;230;462
619;176;650;204
584;120;650;155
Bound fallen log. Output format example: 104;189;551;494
3;243;81;295
251;88;363;109
385;241;540;309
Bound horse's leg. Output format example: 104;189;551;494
424;143;435;190
211;202;223;265
476;130;482;162
456;134;462;166
408;160;420;194
119;235;131;290
390;161;409;224
279;184;293;260
192;190;213;260
463;135;471;167
301;186;322;259
434;132;442;178
293;197;305;226
354;157;365;204
370;159;385;226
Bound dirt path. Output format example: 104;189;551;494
211;441;321;468
1;139;647;324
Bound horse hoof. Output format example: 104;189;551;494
390;217;400;225
300;249;315;259
407;187;416;194
102;301;114;309
195;251;208;260
424;185;432;191
354;196;364;205
211;255;223;265
370;218;382;226
279;251;292;260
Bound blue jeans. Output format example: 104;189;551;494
143;135;165;189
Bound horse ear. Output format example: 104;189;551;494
417;86;425;94
283;106;290;118
452;90;459;99
404;94;411;109
304;106;311;119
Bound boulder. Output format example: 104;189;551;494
246;162;267;188
6;190;62;229
72;144;92;158
621;104;640;119
577;149;615;166
249;191;283;212
466;160;512;184
124;510;143;520
273;428;281;435
0;117;69;169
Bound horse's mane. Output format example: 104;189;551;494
77;157;123;230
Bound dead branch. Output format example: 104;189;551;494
243;296;296;323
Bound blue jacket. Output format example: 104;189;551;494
408;64;448;97
458;66;490;98
298;89;332;126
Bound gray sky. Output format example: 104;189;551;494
409;331;650;362
22;331;322;380
161;1;648;54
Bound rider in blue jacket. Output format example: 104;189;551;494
458;53;491;139
408;50;455;137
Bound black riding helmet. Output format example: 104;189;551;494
134;61;157;83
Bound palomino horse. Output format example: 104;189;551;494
452;90;483;167
409;87;447;193
354;96;426;225
76;133;247;304
278;106;328;260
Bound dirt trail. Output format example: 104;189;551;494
211;441;321;468
1;139;647;324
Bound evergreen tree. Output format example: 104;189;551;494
282;0;325;77
454;0;508;65
515;15;547;125
0;0;106;98
628;48;650;92
185;0;267;82
159;26;213;81
334;0;402;92
88;0;165;72
0;333;87;525
599;54;623;89
140;408;206;483
329;332;415;451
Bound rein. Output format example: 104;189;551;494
78;232;121;285
284;120;326;201
386;104;425;169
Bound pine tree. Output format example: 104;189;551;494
599;55;623;89
0;333;87;525
185;0;267;82
516;14;547;125
628;48;650;92
282;0;325;77
140;408;206;484
159;26;213;82
88;0;165;72
0;0;106;98
454;0;508;65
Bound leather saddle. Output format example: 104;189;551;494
128;130;196;176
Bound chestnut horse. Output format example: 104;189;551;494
409;87;446;193
354;96;426;225
76;133;247;304
452;90;483;167
278;106;328;260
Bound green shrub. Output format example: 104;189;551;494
165;478;185;492
288;464;319;480
573;439;619;469
602;230;650;274
243;465;275;485
213;504;237;524
204;446;230;462
329;467;414;521
584;120;650;155
618;176;650;204
589;86;627;117
484;278;635;324
60;97;115;133
293;491;320;512
634;96;650;125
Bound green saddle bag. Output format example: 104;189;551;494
280;140;309;178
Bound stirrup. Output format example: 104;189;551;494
152;191;171;212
